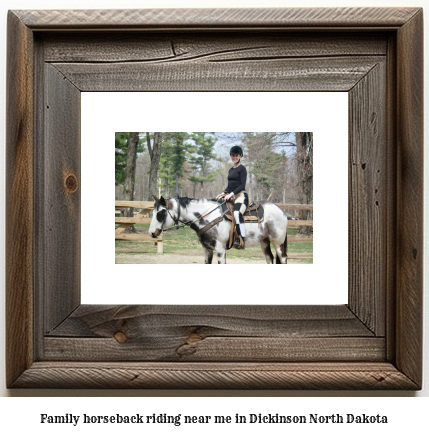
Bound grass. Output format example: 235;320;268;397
116;223;313;264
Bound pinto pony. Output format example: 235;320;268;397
149;196;288;264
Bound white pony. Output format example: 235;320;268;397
149;196;288;264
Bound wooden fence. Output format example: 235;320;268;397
277;204;313;260
115;201;313;261
115;201;163;253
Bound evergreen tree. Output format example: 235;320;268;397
115;132;145;186
158;137;175;198
115;132;129;185
188;132;218;198
158;132;194;197
171;132;192;195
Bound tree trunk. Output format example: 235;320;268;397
175;174;179;196
165;170;169;198
147;132;162;200
200;181;204;199
123;132;139;233
296;132;313;236
248;172;253;201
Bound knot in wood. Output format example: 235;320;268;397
64;173;78;194
186;333;203;344
114;331;128;343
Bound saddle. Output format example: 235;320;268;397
221;199;264;224
220;200;265;250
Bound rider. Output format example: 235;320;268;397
216;146;248;249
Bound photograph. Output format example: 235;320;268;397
114;132;313;265
81;92;346;306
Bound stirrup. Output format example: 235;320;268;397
233;235;245;250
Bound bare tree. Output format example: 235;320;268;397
122;132;139;232
123;132;139;199
296;132;313;235
147;132;162;200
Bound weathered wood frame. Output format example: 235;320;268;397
6;8;423;389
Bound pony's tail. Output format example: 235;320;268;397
276;230;288;264
284;232;288;264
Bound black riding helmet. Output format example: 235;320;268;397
230;145;243;156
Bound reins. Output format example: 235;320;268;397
161;199;226;233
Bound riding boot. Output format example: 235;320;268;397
233;224;245;249
238;219;246;249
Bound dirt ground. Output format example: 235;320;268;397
115;251;300;264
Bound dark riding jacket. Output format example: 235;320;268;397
224;164;247;195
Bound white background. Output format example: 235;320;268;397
0;0;428;421
2;397;429;434
82;92;348;305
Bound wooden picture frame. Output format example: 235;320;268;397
6;7;423;389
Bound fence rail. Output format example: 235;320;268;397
280;203;313;247
274;203;313;259
115;201;163;253
277;203;313;211
115;201;313;260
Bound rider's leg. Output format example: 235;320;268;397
233;210;246;238
233;192;248;248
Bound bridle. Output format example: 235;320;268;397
165;199;188;229
156;197;190;232
156;197;227;233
